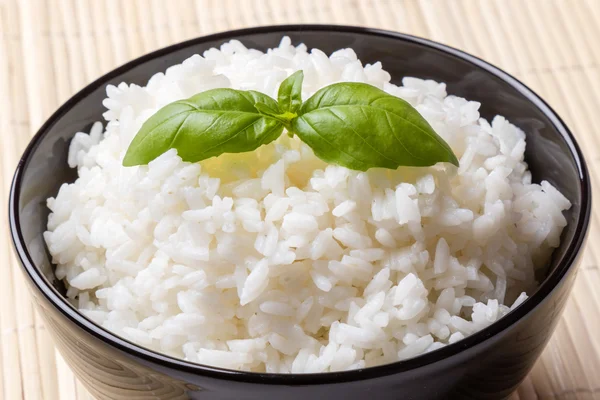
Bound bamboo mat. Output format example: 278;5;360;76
0;1;599;399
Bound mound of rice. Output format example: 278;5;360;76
44;37;571;373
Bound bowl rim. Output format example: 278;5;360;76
9;24;592;385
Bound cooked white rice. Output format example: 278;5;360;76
44;37;571;373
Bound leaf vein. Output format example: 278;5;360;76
298;116;368;169
360;99;449;147
168;113;193;149
327;108;398;165
131;109;194;151
381;109;426;162
194;116;264;157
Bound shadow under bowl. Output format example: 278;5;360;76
9;25;591;400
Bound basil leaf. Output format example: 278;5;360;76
255;102;297;125
254;101;280;117
277;71;304;113
122;89;283;166
291;82;459;171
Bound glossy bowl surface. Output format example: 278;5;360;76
9;25;591;400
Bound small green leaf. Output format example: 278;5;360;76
290;82;459;171
277;71;304;113
255;102;296;125
254;101;280;117
122;89;283;166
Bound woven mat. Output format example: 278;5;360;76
1;1;599;399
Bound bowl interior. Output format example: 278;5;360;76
13;26;586;341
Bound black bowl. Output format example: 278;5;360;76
9;25;591;400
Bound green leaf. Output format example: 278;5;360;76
290;82;459;171
277;71;304;113
122;89;283;166
255;102;296;125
